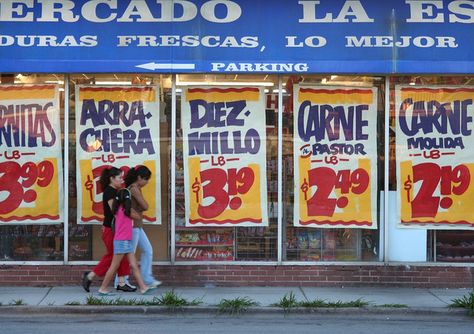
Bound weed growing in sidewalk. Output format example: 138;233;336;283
85;291;202;309
273;294;370;309
451;290;474;316
340;299;370;307
86;295;149;306
9;299;26;306
298;299;328;307
300;298;369;308
86;295;108;306
155;290;202;309
271;292;299;310
218;297;259;315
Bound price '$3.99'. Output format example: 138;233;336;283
0;161;54;214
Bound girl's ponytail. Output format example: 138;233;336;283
113;188;132;217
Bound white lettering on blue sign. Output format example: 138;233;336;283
406;0;474;23
211;63;309;72
345;35;458;48
1;1;474;73
0;0;242;23
0;35;97;47
117;35;259;48
1;0;474;24
298;0;374;23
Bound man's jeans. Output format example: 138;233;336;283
115;227;156;287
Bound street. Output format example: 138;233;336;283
0;312;472;334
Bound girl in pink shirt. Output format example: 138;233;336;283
98;188;155;295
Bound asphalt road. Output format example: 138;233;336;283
0;312;473;334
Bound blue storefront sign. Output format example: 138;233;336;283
1;0;474;74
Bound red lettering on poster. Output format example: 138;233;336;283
407;163;470;218
0;161;54;214
194;167;255;219
303;167;369;217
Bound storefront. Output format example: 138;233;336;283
1;0;474;287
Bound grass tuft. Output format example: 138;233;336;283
451;290;474;316
86;295;150;306
299;299;328;308
85;290;202;309
155;290;202;309
9;299;26;306
271;292;299;309
218;297;259;315
273;294;369;309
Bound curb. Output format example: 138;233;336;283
0;305;469;316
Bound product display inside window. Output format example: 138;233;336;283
285;228;378;261
3;72;474;265
435;231;474;262
68;223;92;260
0;225;63;261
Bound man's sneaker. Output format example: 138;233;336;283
82;271;92;293
116;283;137;292
149;280;162;288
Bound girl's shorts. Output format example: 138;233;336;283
113;240;133;254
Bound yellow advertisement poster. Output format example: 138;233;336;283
75;85;161;224
0;85;62;223
181;87;268;227
293;86;378;229
396;86;474;229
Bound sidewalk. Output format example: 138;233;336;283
0;286;471;314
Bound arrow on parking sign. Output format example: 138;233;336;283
136;62;196;70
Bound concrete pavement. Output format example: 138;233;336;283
0;286;472;314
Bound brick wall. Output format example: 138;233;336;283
1;264;473;288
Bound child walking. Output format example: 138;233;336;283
97;188;154;295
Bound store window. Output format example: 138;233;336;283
5;72;473;265
0;73;65;261
175;74;278;261
67;74;172;262
283;75;384;262
390;76;474;263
